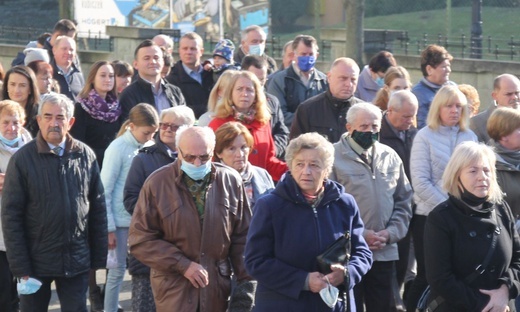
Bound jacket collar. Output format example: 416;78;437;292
36;131;80;155
325;89;355;110
273;172;343;207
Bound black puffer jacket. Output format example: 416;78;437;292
1;132;108;278
119;76;186;122
124;137;176;275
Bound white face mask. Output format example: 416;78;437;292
248;44;264;56
319;277;339;308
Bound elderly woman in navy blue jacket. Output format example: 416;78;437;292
245;132;372;312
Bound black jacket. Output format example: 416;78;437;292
290;89;363;143
425;196;520;311
51;59;85;101
266;93;289;159
166;60;213;119
69;102;122;168
124;137;176;275
1;132;108;278
379;112;417;181
119;75;186;122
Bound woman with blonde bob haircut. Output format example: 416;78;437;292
423;141;520;311
407;84;477;309
426;85;471;131
487;107;520;224
209;71;287;181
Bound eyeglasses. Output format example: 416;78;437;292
159;123;181;131
178;148;212;164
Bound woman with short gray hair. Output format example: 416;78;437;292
245;132;372;311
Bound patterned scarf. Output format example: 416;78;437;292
232;105;256;124
79;89;121;123
182;172;212;221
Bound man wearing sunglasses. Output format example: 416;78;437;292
128;125;253;312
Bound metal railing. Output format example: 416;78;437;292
392;31;520;62
0;26;113;51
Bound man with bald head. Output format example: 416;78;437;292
129;126;253;311
470;73;520;143
153;34;174;56
290;57;362;143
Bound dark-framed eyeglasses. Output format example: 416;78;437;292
178;148;212;164
159;123;181;131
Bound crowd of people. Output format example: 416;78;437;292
0;17;519;312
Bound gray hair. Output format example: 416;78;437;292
241;25;266;41
38;92;74;119
175;125;216;150
285;132;335;176
346;102;382;125
160;106;196;126
388;90;419;111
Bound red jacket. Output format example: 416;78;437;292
209;116;287;181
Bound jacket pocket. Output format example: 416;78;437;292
216;259;232;300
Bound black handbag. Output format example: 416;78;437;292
316;231;351;274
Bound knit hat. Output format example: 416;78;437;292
213;39;235;62
24;48;50;65
26;41;38;49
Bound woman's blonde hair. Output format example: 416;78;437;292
0;99;26;124
117;103;159;137
373;66;411;110
426;85;470;131
458;84;481;117
487;107;520;142
285;132;335;177
213;71;270;125
442;141;502;203
207;70;238;113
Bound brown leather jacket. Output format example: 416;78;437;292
128;160;252;311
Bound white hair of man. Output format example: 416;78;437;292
387;90;419;111
38;92;75;119
240;25;266;41
175;125;216;151
346;102;382;125
160;106;196;126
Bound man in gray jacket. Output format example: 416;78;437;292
267;35;327;127
330;102;413;312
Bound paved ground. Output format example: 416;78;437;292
48;270;133;312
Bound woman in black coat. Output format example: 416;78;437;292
424;141;520;312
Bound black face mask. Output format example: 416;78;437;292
459;183;488;207
351;130;378;150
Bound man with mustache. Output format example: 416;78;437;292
470;73;520;143
1;93;108;311
120;39;186;122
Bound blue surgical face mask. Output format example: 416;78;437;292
375;76;385;88
0;132;20;147
17;277;42;295
297;55;316;72
181;159;212;181
248;44;264;56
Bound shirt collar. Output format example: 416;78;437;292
182;62;202;76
